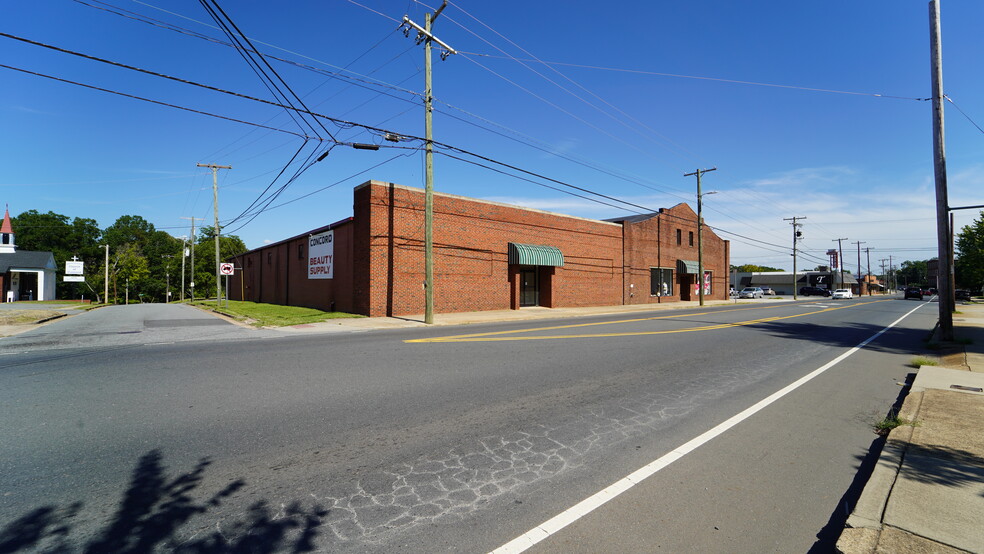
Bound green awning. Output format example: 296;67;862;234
508;243;564;267
677;259;700;274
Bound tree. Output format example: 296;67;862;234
730;264;785;272
11;210;103;299
956;211;984;292
112;243;150;303
103;215;155;249
897;259;933;287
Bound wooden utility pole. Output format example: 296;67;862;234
929;0;953;339
853;241;866;294
181;216;205;301
180;236;187;302
403;2;455;324
833;238;848;291
865;247;873;295
784;217;806;299
197;163;231;303
685;168;716;306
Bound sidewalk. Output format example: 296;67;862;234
837;301;984;554
272;297;747;333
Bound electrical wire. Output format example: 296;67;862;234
457;51;931;102
0;63;307;139
945;95;984;136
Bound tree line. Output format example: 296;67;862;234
11;210;247;303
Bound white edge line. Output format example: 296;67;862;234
490;302;926;554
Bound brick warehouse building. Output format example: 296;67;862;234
228;180;729;317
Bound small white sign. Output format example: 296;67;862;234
66;261;84;275
64;275;85;282
219;263;235;275
308;230;334;279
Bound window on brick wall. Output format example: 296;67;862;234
689;231;694;247
651;268;673;296
676;229;682;245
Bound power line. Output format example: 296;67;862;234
944;95;984;136
456;51;931;102
0;63;307;139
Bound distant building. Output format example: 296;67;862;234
0;208;57;301
732;271;859;295
228;181;730;317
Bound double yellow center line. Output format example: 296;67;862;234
406;300;890;343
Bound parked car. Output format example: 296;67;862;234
799;286;831;297
904;286;923;300
759;287;776;295
832;289;853;299
955;289;971;301
739;287;764;299
730;287;738;297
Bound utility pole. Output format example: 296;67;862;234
162;255;173;303
181;216;204;301
929;0;953;339
180;235;187;302
889;255;895;292
197;163;231;303
833;238;848;291
853;241;865;294
784;216;806;299
402;2;456;324
865;247;873;295
685;168;717;306
104;244;109;304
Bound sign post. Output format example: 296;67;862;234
219;263;234;307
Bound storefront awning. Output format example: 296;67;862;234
508;243;564;267
677;259;700;274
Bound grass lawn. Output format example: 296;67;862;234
188;300;362;327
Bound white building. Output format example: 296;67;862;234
1;208;57;301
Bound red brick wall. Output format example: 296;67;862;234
358;181;624;317
621;203;730;304
229;220;356;313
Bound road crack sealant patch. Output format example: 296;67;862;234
242;363;777;549
408;300;890;343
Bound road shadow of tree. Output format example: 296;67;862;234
747;319;929;354
0;450;327;553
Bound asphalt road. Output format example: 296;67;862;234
0;298;936;552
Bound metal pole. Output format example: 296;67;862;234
104;244;109;304
929;0;953;339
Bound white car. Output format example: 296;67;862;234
739;287;764;299
832;289;853;299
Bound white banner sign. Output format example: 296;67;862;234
65;261;84;275
308;230;334;279
64;275;85;282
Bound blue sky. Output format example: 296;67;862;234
3;1;982;273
